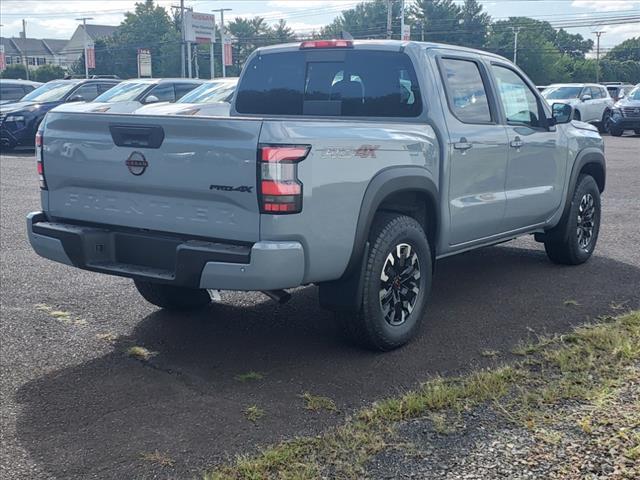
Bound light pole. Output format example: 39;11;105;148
212;8;232;77
594;30;605;83
75;17;93;78
512;26;520;65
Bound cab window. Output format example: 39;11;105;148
71;83;99;101
491;64;544;129
439;58;492;123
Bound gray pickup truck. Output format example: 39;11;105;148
28;40;605;351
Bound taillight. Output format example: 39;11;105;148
35;131;46;190
258;145;310;214
300;39;353;49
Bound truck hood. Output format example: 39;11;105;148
614;98;640;109
0;100;57;114
544;98;580;106
571;119;598;132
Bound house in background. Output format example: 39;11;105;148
0;24;116;74
59;24;117;69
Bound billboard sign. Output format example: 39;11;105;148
185;11;216;44
223;36;233;66
137;48;152;78
402;24;411;41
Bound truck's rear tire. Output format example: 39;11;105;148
544;174;601;265
342;213;432;351
610;127;623;137
134;280;211;310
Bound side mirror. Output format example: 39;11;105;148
581;94;592;102
68;95;85;103
551;103;573;125
144;95;160;104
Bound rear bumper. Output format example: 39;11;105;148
27;211;305;290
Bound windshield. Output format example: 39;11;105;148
177;81;237;104
94;81;151;103
543;86;583;100
21;82;78;102
626;85;640;101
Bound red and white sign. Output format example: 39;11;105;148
402;25;411;41
185;11;216;44
0;45;6;71
86;42;95;69
223;37;233;66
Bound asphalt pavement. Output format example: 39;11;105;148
1;134;639;480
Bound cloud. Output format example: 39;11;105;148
267;1;351;8
571;0;640;12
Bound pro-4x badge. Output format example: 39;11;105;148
209;184;253;193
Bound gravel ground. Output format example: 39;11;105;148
368;377;639;480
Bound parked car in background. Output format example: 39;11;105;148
135;77;238;116
75;78;206;114
28;40;605;351
542;83;614;132
0;79;43;105
602;82;635;102
607;83;640;136
0;78;120;149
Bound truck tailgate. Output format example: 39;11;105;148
42;112;262;242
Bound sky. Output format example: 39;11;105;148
0;0;638;50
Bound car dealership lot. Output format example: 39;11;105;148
1;134;639;480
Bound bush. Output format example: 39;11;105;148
33;64;66;82
0;64;30;79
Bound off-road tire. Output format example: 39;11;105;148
134;280;211;310
544;174;601;265
342;213;432;351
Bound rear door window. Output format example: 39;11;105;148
236;49;421;117
146;83;175;102
71;83;99;101
439;58;492;123
174;83;199;100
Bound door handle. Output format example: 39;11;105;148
510;137;523;149
454;138;472;151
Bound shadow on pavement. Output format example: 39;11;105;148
16;245;640;480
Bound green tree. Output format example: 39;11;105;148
605;37;640;62
271;19;296;43
0;64;29;79
459;0;491;49
227;16;274;75
409;0;462;44
321;0;398;39
554;28;593;59
32;64;66;82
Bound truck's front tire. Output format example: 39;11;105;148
544;174;601;265
343;213;432;351
134;280;211;310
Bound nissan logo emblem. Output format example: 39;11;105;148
125;151;148;176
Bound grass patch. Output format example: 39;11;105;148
563;299;580;306
204;310;640;480
300;392;338;413
127;346;155;361
244;405;265;423
140;450;175;468
234;371;264;382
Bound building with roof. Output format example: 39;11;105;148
59;24;118;69
1;36;67;72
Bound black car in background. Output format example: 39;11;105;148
607;84;640;137
0;78;120;149
0;79;43;105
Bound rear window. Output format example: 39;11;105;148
236;50;422;117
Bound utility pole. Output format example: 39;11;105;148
386;0;392;39
400;0;405;41
512;26;520;65
173;0;186;77
594;31;604;83
75;17;93;79
212;8;232;77
21;19;29;80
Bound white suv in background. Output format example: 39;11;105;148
542;83;614;132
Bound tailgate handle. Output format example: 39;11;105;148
109;124;165;149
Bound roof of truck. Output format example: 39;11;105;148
255;39;509;62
